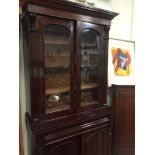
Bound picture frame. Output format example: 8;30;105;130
108;38;135;86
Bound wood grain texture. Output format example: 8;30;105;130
19;0;23;15
22;1;118;155
113;85;135;155
45;136;81;155
26;0;118;20
27;4;111;26
82;127;109;155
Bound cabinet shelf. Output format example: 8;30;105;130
46;86;70;95
81;43;97;47
46;104;69;113
44;40;69;45
81;83;97;90
81;65;97;68
45;53;69;56
45;83;97;95
45;66;69;72
81;100;98;107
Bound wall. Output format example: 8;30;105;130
108;0;135;86
19;21;28;155
110;0;135;41
68;0;135;41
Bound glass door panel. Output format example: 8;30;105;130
44;25;70;114
80;29;99;107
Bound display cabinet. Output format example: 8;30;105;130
22;1;118;155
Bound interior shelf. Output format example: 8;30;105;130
46;86;70;95
45;83;97;95
81;100;98;107
81;65;97;68
81;43;97;47
81;83;97;90
45;54;69;56
46;104;70;113
44;40;69;45
45;66;69;71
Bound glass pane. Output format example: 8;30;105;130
81;29;99;107
44;25;70;114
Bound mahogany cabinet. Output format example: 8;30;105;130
22;1;118;155
113;85;135;155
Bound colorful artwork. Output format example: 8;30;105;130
111;47;131;76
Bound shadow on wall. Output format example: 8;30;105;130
19;18;29;155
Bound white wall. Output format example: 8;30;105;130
19;22;28;155
89;0;113;11
87;0;135;41
110;0;135;41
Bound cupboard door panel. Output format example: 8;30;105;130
114;86;135;155
82;127;109;155
80;29;99;107
44;24;71;114
119;92;135;149
37;16;75;116
76;21;107;110
45;136;81;155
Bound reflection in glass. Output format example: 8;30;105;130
44;25;70;114
80;29;99;107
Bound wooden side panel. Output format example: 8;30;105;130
113;85;135;155
119;92;135;149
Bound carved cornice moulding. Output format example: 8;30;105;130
25;0;118;20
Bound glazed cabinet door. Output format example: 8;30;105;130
36;15;75;117
76;21;107;110
82;127;109;155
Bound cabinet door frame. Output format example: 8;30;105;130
82;126;109;155
76;21;107;112
33;15;75;118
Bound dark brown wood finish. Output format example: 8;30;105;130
76;21;107;111
19;0;25;15
113;85;135;155
26;4;110;26
36;15;75;118
82;126;109;155
26;0;118;20
45;136;81;155
22;1;118;155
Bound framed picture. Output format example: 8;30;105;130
108;38;135;86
